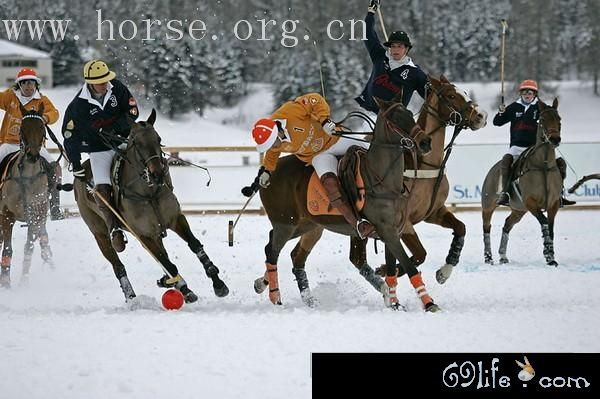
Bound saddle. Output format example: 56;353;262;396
306;146;367;216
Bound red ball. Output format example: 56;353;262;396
162;289;184;310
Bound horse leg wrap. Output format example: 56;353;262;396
265;263;281;305
409;273;434;308
383;275;398;307
119;276;136;300
195;246;220;278
0;265;10;288
445;234;464;266
359;264;385;293
483;233;493;264
292;267;309;292
1;255;12;268
499;230;510;263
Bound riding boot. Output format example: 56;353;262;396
94;184;126;252
320;172;375;239
45;161;64;220
496;154;513;206
556;157;576;206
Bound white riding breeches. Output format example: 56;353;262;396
507;146;527;158
311;137;369;178
0;143;55;164
90;150;115;186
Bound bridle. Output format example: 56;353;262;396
420;82;479;135
20;113;46;157
537;107;561;144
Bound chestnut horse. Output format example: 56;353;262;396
70;110;229;302
0;105;54;288
254;97;437;311
482;99;562;266
362;75;488;283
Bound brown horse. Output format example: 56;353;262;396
356;75;488;284
0;104;54;288
482;99;562;266
254;97;438;311
69;110;229;302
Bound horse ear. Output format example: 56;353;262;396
552;97;559;109
147;108;157;126
374;97;391;111
428;75;440;88
37;102;45;117
440;74;450;84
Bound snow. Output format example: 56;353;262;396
0;39;51;58
0;82;599;398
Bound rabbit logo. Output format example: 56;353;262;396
516;356;535;382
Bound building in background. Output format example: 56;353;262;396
0;39;52;87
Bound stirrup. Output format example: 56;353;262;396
356;219;375;240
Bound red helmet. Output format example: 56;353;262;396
519;79;538;92
252;118;278;153
15;68;41;84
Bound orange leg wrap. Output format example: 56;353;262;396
1;256;11;268
385;275;398;306
409;273;434;308
266;263;281;305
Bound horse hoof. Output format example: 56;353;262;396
213;281;229;297
254;277;268;294
269;289;282;305
425;302;441;313
182;290;198;303
547;260;558;267
436;264;453;284
499;257;509;264
300;289;319;308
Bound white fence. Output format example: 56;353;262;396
54;143;600;215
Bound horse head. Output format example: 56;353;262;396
538;98;561;147
19;103;46;161
128;109;166;186
374;94;431;154
428;75;487;130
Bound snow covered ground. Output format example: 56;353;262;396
0;209;599;399
1;81;599;398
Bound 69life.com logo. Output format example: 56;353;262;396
440;354;593;396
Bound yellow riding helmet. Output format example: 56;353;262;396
83;60;116;84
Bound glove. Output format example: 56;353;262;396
368;0;379;13
73;168;86;181
498;104;506;114
258;168;271;188
321;119;336;136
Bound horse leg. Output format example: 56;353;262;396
544;203;560;266
393;224;426;278
377;225;439;312
530;209;557;266
38;224;54;269
0;213;14;289
498;209;526;264
482;206;495;264
141;236;198;303
349;236;385;293
288;227;323;307
259;225;295;305
92;232;136;301
425;207;466;284
20;223;38;286
172;213;229;297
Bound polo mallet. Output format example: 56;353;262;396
500;19;509;107
57;182;176;279
304;27;326;99
228;189;259;246
376;1;389;42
